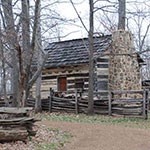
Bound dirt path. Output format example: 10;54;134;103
40;120;150;150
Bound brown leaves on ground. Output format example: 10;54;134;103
0;124;69;150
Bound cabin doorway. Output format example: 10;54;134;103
58;77;67;92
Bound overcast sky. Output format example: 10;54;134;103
41;0;150;47
57;0;89;40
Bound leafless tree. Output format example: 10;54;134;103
0;19;8;106
35;0;42;112
87;0;94;114
0;0;70;108
0;0;48;107
118;0;126;29
94;0;150;79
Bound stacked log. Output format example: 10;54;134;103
108;90;149;119
0;99;12;107
0;107;38;142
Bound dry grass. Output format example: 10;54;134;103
35;112;150;129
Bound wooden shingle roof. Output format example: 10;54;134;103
44;35;112;68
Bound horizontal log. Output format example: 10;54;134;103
112;105;143;109
0;107;33;115
93;97;109;101
121;112;142;115
111;90;143;94
26;102;35;106
112;102;143;105
94;106;108;109
112;111;142;115
112;98;143;102
97;64;109;68
52;105;75;109
97;58;109;62
0;129;28;141
52;99;75;105
27;99;35;102
0;117;38;125
53;96;75;102
79;99;88;103
26;101;35;104
52;101;75;106
112;107;142;112
51;107;75;112
94;100;109;103
52;101;75;105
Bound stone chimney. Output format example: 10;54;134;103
108;30;142;94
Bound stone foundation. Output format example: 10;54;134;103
108;30;142;98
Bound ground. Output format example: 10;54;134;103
41;120;150;150
1;113;150;150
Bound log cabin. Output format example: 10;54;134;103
31;31;144;99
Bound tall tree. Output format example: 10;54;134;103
118;0;126;30
0;19;8;106
1;0;48;107
87;0;94;114
35;0;42;112
1;0;19;106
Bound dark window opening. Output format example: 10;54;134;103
75;79;84;90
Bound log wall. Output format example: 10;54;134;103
95;56;109;99
31;65;89;98
31;56;109;99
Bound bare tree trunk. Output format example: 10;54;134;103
21;0;30;106
1;0;19;106
1;46;8;107
87;0;94;114
35;0;42;113
11;54;19;107
118;0;126;30
0;20;9;106
35;55;42;112
1;0;48;108
24;0;46;103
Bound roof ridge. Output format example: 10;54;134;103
47;34;111;45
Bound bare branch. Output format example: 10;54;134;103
28;53;48;88
140;24;150;51
31;0;41;49
69;0;88;33
94;5;116;13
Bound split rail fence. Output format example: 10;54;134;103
27;89;109;114
108;90;149;119
26;89;149;119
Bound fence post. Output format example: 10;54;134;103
75;89;78;114
143;90;147;119
146;90;149;119
143;90;149;119
108;91;112;116
147;90;149;117
49;88;53;113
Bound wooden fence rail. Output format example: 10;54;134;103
108;90;149;119
26;89;149;119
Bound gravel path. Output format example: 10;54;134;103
41;120;150;150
